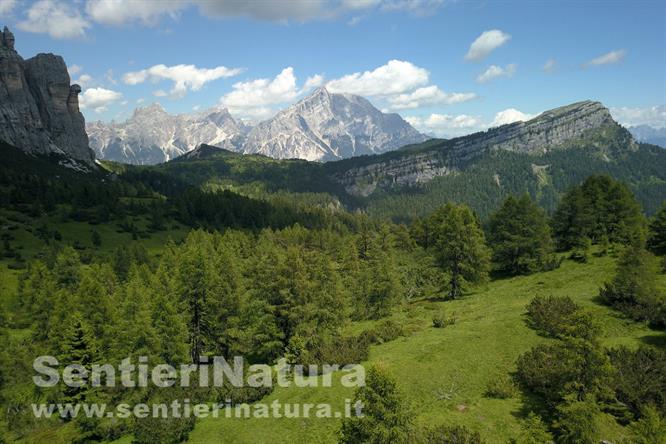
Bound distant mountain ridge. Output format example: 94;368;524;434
87;87;427;164
329;100;635;196
87;103;248;164
628;125;666;148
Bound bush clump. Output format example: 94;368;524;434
526;295;599;340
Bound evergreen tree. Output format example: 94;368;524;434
179;248;211;364
19;261;58;341
90;230;101;248
53;246;81;289
151;264;189;365
358;235;401;319
339;366;413;444
648;201;666;255
488;195;556;275
114;266;161;360
628;405;666;444
553;397;601;444
59;313;97;405
553;175;646;250
599;244;666;326
74;264;118;355
431;203;490;299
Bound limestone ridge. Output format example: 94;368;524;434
0;26;93;167
331;100;637;196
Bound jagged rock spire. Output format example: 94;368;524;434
2;26;15;50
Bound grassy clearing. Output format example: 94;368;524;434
186;253;665;443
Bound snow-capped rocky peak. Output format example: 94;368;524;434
243;87;428;161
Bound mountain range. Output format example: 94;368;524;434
158;99;666;219
87;104;248;164
87;87;428;164
628;125;666;148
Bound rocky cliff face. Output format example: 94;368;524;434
332;101;636;196
0;27;93;167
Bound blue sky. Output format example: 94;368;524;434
2;0;665;136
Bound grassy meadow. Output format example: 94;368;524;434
179;251;663;443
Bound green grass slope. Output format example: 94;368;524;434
185;252;665;443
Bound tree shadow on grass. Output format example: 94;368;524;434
510;389;553;424
639;333;666;349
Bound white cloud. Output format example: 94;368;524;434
17;0;91;39
79;87;123;113
491;108;534;126
585;49;626;67
610;105;666;128
220;67;322;120
86;0;188;26
407;106;536;137
380;0;445;16
464;29;511;62
104;69;118;85
543;59;557;73
406;113;483;137
303;74;325;90
347;15;363;26
152;89;168;97
0;0;16;15
476;63;516;83
195;0;331;21
326;60;429;96
387;85;476;110
343;0;381;9
68;64;83;76
136;98;145;104
196;0;444;22
123;63;244;98
74;74;93;87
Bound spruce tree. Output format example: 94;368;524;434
488;195;556;275
599;244;665;326
339;366;413;443
553;175;646;250
59;313;97;405
151;264;189;365
115;266;161;360
431;203;490;299
648;201;666;256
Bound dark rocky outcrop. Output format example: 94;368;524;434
0;26;93;166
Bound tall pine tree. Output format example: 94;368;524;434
488;195;556;276
431;203;491;299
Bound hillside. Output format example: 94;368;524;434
154;101;666;219
94;252;663;444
